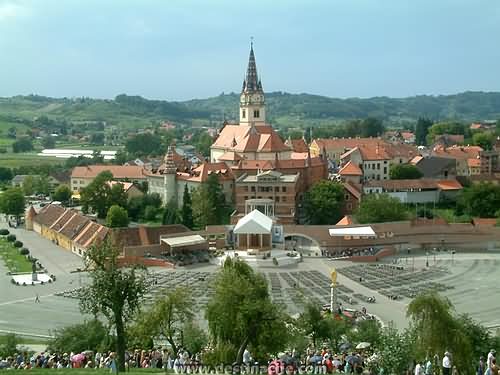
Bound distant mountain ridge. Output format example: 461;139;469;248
1;91;499;129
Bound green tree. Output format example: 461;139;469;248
472;132;493;150
206;258;288;363
183;322;208;356
299;303;333;347
125;133;164;157
206;173;229;224
80;171;113;218
459;182;500;218
195;132;214;157
181;185;194;229
106;205;130;228
162;199;181;224
22;175;34;196
133;288;195;358
12;137;34;153
47;319;114;354
0;188;25;223
389;164;424;180
415;118;433;146
78;239;147;372
192;185;214;229
407;291;472;371
347;319;382;349
355;194;407;223
53;184;72;204
0;167;13;183
303;180;345;224
34;175;50;195
377;324;415;375
41;136;56;149
109;183;128;209
0;333;19;358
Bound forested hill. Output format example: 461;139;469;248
1;91;500;129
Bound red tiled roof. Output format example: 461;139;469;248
433;145;483;160
59;214;90;239
213;125;290;153
72;165;146;179
313;138;381;151
467;158;481;168
365;178;462;191
343;181;362;200
218;151;243;161
336;215;356;226
339;161;363;176
285;138;309;153
436;179;463;191
33;204;66;226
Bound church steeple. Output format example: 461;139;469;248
239;41;266;126
242;43;262;93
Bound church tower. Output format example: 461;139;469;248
239;43;266;126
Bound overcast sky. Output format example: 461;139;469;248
0;0;499;101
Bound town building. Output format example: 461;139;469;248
363;178;463;204
432;145;483;176
11;174;61;194
145;44;328;224
71;165;146;192
410;156;457;179
233;170;300;224
309;138;382;164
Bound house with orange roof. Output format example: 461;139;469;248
71;165;146;193
363;178;463;203
432;145;483;176
338;161;363;184
310;137;382;163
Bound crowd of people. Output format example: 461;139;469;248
0;347;498;374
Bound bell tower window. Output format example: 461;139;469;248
242;109;246;119
254;110;260;118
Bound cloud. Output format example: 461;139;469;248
0;0;29;22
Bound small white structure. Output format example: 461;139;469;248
329;226;377;240
12;273;51;285
233;209;273;250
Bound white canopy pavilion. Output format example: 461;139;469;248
233;209;273;250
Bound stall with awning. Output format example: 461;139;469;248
328;226;377;239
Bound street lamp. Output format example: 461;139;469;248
433;247;437;265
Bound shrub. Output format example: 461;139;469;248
13;241;23;248
0;229;9;235
6;234;16;242
19;248;29;255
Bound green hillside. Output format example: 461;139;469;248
1;91;500;133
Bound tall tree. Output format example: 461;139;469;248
415;118;433;146
303;180;345;224
132;288;195;358
78;239;147;372
106;205;130;228
162;199;181;225
109;183;128;209
407;291;472;371
192;185;213;229
355;194;407;223
41;136;56;149
12;137;34;153
206;173;229;224
206;258;288;363
0;188;25;223
80;171;113;218
22;176;34;196
181;185;194;229
0;167;13;183
389;164;424;180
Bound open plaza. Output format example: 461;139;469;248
2;219;500;339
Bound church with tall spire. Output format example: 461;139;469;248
211;43;291;163
239;43;266;126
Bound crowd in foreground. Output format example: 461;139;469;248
0;347;499;375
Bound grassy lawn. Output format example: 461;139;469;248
0;152;63;168
433;208;471;223
0;334;48;346
0;237;33;273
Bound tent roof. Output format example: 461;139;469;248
233;209;273;234
161;234;206;248
329;226;376;237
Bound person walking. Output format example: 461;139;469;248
442;352;452;375
35;294;40;303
